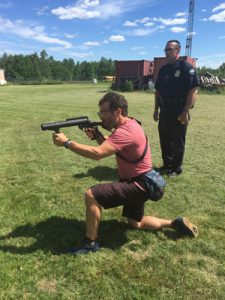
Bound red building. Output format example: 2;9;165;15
115;60;154;90
115;57;197;90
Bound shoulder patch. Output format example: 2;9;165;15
189;68;196;75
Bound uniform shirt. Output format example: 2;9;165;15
155;59;199;99
106;118;152;180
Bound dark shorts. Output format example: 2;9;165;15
91;180;149;222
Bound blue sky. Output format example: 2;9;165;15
0;0;225;68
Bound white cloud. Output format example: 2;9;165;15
187;31;196;36
131;46;144;50
33;25;45;33
209;10;225;22
144;22;154;27
153;17;187;25
201;9;207;13
207;3;225;22
170;27;186;33
123;21;137;27
48;46;68;52
175;12;187;17
212;3;225;12
79;0;100;8
52;5;100;20
0;17;72;48
48;46;96;61
123;17;152;27
131;28;156;36
219;35;225;39
65;33;79;39
108;35;125;42
36;5;49;16
51;0;154;20
137;17;150;23
157;25;165;30
83;41;100;46
71;51;94;58
97;3;123;19
200;18;208;21
139;51;146;55
51;0;121;20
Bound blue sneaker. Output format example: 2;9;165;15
171;217;198;238
68;241;100;255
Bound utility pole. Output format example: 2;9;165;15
185;0;195;57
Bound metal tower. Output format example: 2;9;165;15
185;0;195;57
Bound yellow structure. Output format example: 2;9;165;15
102;76;115;82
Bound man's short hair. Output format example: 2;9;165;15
99;92;128;116
166;40;181;49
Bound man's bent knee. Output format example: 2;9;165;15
85;188;101;208
85;188;95;201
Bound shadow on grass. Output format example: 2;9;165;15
162;229;187;241
98;90;110;94
73;166;118;181
0;216;130;255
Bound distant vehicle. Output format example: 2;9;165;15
102;76;115;82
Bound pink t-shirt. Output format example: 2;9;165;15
106;118;152;180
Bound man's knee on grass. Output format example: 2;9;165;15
127;218;142;229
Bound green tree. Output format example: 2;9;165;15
75;61;95;80
0;53;8;69
50;60;64;81
30;53;41;80
218;63;225;78
98;57;115;79
62;58;75;81
39;49;51;81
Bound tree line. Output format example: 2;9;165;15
0;50;115;82
0;49;224;83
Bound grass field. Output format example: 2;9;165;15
0;83;225;299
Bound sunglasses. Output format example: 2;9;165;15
97;109;112;117
164;47;178;52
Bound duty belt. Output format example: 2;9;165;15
160;97;184;106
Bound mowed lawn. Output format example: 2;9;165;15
0;83;224;299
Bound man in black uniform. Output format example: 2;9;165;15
154;40;199;176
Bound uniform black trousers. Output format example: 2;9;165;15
158;110;187;170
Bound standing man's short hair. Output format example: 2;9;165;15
166;40;181;50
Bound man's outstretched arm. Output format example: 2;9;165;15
53;132;117;160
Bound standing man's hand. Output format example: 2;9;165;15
177;111;189;125
153;111;159;122
154;90;160;122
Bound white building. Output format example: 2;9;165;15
0;69;6;85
